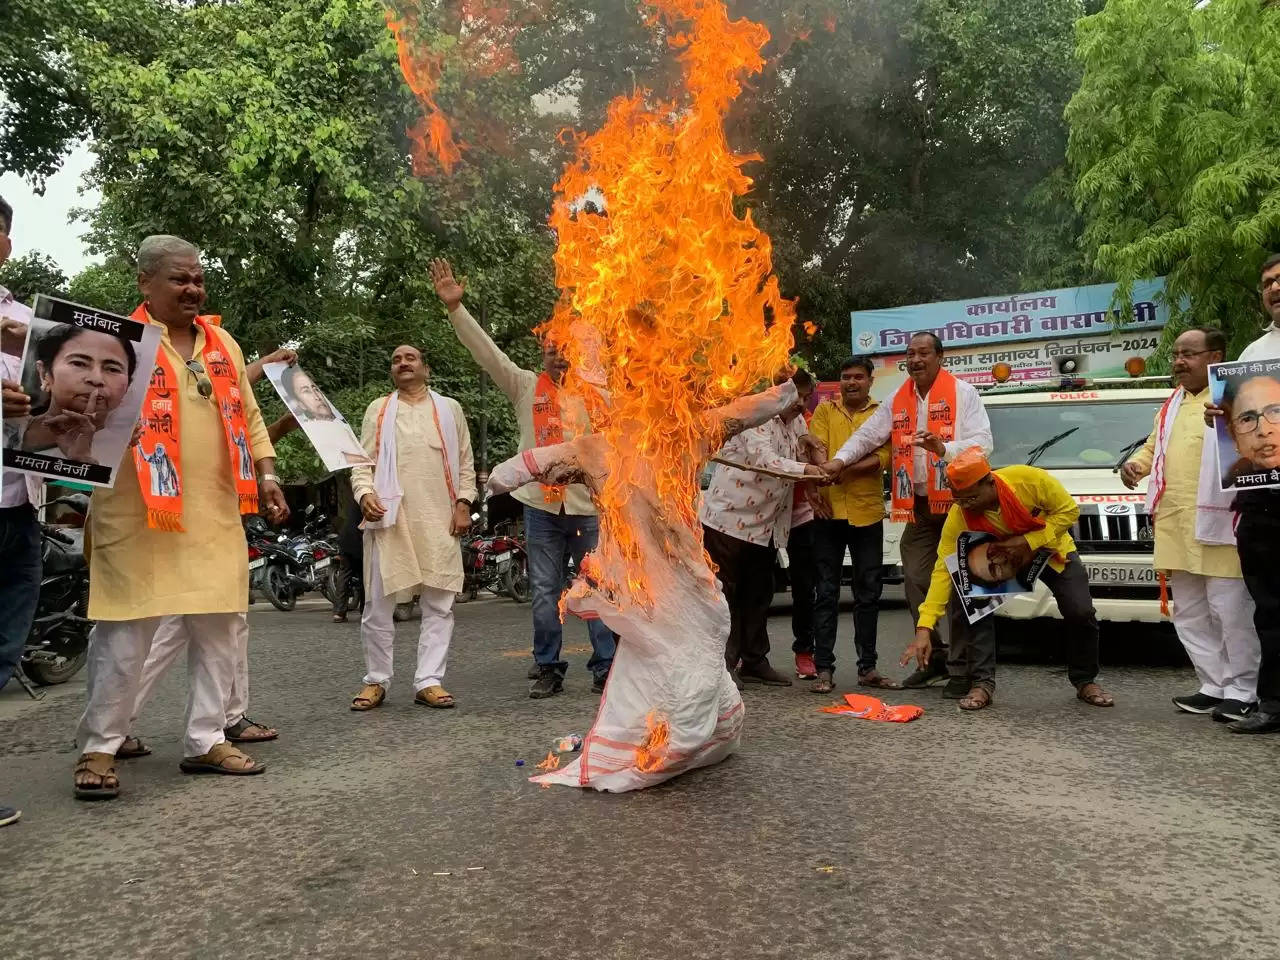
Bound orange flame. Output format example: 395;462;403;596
541;0;795;606
385;9;461;175
535;750;561;771
634;710;671;773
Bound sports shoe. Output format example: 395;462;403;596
901;661;948;689
1172;692;1224;714
592;673;609;695
0;805;20;828
529;667;564;699
1211;700;1257;723
740;661;793;686
1229;710;1280;734
795;652;818;679
526;662;541;680
942;677;970;699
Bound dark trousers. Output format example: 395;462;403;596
899;496;953;669
704;524;776;671
334;550;365;617
949;553;1101;692
1237;509;1280;713
788;521;817;655
812;518;884;675
0;504;41;690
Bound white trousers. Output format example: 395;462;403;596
130;612;249;731
76;613;240;757
361;541;455;691
1170;572;1261;702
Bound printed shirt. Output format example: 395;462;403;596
699;415;810;547
1127;388;1241;578
808;398;889;526
1;286;37;508
916;465;1079;630
832;376;993;495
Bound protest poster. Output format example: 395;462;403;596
1209;359;1280;492
2;295;161;488
263;361;372;471
946;530;1053;624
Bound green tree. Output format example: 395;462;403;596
66;257;141;316
1067;0;1280;354
0;251;68;302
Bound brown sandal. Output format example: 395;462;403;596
179;741;266;775
117;736;151;759
959;687;993;711
1077;682;1115;707
74;752;120;800
858;670;903;690
351;683;386;711
223;717;279;742
415;685;456;709
809;671;835;694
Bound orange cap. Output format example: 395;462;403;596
946;446;991;489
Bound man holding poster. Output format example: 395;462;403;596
72;235;288;800
1123;328;1260;724
902;448;1114;711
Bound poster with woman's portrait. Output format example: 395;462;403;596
1;295;161;487
946;531;1053;623
263;361;372;472
1210;359;1280;491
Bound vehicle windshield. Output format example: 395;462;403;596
987;399;1163;469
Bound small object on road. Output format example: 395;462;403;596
535;750;560;771
466;866;484;871
554;734;583;753
816;866;836;874
432;871;451;876
411;868;418;876
123;878;143;885
515;759;525;766
819;693;922;723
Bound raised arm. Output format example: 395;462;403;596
430;258;531;401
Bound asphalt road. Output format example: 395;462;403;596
2;594;1277;960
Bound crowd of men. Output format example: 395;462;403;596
1;191;1279;815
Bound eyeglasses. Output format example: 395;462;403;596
1232;403;1280;435
184;359;214;399
1170;348;1212;361
1259;276;1280;293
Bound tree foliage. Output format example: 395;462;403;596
0;251;68;302
1068;0;1280;354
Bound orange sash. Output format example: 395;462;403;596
131;305;259;531
962;472;1066;564
889;369;958;522
531;372;605;505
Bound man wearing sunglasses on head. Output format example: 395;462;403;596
73;235;291;801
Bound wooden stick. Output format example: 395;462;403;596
710;456;806;481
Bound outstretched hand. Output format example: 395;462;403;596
900;627;933;671
430;258;466;310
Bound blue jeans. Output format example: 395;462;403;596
524;505;616;679
0;505;41;689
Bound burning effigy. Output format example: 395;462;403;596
481;0;799;790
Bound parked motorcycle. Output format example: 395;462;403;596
460;516;530;603
22;495;91;686
252;505;339;611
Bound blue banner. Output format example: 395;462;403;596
851;278;1168;356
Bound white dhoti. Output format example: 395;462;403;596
1170;572;1261;702
77;613;241;757
360;539;455;692
130;612;250;731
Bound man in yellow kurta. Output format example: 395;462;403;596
1122;327;1260;721
73;235;288;800
349;344;476;711
902;447;1114;711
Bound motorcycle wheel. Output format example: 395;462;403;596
25;650;88;685
266;564;297;612
504;555;531;603
319;564;342;605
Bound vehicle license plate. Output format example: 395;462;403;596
493;551;512;563
248;558;265;571
1085;562;1155;584
314;557;331;570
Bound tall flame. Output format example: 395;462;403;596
385;8;462;175
634;711;672;773
542;0;795;605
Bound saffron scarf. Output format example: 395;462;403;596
889;369;958;522
962;472;1065;564
130;305;258;531
531;371;605;505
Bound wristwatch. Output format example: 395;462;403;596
259;473;281;485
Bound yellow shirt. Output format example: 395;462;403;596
808;399;889;526
1127;387;1242;578
917;465;1078;630
89;320;274;620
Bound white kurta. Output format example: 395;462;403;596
351;394;477;597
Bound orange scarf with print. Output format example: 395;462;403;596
130;305;259;531
889;369;958;522
531;371;604;504
962;473;1066;564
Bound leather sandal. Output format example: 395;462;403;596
74;752;120;800
179;742;266;775
117;736;152;759
415;685;456;709
958;687;993;711
1076;682;1115;707
224;717;279;742
351;683;386;711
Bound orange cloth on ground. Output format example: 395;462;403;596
819;692;923;723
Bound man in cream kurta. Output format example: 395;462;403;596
1124;328;1260;721
74;235;287;800
350;344;476;710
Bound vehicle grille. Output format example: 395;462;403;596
1071;504;1154;555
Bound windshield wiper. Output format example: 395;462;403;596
1112;433;1150;473
1025;427;1079;467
